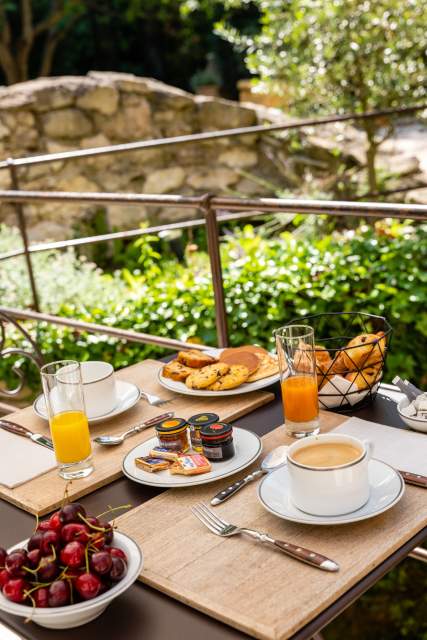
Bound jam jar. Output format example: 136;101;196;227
155;418;189;452
187;413;219;453
200;422;235;461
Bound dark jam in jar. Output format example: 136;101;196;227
155;418;189;452
187;413;219;453
200;422;235;461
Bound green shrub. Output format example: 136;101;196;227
0;220;426;394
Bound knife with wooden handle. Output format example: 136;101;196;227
398;470;427;488
0;419;54;450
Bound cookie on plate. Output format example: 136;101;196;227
186;362;230;389
162;360;194;382
208;364;250;390
177;350;218;368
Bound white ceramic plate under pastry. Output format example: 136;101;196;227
258;459;404;526
122;427;262;488
33;380;141;425
157;348;280;397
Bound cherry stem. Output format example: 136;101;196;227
84;543;90;574
96;504;132;520
77;513;106;532
33;514;40;534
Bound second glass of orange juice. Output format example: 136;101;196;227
275;325;319;437
40;361;93;479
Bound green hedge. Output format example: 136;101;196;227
1;220;426;393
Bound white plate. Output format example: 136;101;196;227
158;348;280;397
122;427;262;488
258;459;404;525
33;380;141;424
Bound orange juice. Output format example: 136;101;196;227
49;411;91;464
281;376;318;423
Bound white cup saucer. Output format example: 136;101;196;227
33;380;141;424
258;459;404;526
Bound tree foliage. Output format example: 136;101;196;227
216;0;427;192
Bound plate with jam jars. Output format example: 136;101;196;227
122;418;262;488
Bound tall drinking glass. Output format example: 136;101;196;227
275;325;319;438
40;360;93;479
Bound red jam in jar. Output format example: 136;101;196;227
200;422;235;461
155;418;189;452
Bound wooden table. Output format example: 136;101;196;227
0;380;426;640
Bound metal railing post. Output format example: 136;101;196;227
409;546;427;564
7;159;40;311
200;195;229;348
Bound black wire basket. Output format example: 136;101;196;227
286;312;393;411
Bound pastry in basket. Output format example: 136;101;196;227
293;342;315;373
177;350;218;368
162;360;194;382
314;345;334;389
346;366;382;390
339;332;387;371
208;364;250;390
219;349;260;376
186;362;230;389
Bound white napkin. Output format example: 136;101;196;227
334;416;427;475
0;429;57;488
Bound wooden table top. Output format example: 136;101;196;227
0;379;425;640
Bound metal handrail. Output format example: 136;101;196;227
0;103;424;170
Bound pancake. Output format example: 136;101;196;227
219;350;260;375
246;354;279;382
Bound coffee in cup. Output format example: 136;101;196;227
287;434;371;516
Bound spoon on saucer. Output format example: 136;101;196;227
211;445;289;505
94;412;173;446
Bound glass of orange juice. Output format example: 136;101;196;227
40;360;93;480
275;325;319;438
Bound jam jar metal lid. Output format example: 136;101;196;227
200;421;233;441
155;417;188;433
187;412;219;427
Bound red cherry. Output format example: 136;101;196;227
75;572;101;600
34;587;49;608
91;532;106;550
27;549;41;568
61;523;90;544
0;547;6;568
28;531;44;551
59;503;86;525
37;520;52;532
48;580;70;607
60;541;85;568
3;578;29;603
108;547;128;563
101;522;113;545
5;551;28;577
90;551;112;576
109;556;127;582
48;512;62;533
37;556;59;582
85;516;100;529
40;530;60;556
0;569;10;588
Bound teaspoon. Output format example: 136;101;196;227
94;412;173;446
210;445;289;505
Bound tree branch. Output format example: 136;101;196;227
20;0;33;43
0;4;12;47
39;12;81;78
0;40;18;84
33;2;67;38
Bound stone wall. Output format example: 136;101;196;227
0;72;350;240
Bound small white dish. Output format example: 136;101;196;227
158;348;279;397
34;380;140;424
258;459;404;525
397;397;427;433
0;531;143;629
122;427;262;488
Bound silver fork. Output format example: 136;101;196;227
191;503;339;572
139;388;172;406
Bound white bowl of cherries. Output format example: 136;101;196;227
0;502;143;629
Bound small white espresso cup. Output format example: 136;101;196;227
287;433;372;516
80;361;117;419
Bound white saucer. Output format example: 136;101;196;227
33;380;141;424
158;348;279;397
122;427;262;488
258;459;404;525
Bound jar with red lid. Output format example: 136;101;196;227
155;418;189;452
200;422;235;461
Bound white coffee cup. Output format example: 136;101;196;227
287;433;372;516
80;361;117;419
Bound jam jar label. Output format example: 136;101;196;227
203;445;223;460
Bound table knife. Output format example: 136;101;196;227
398;470;427;488
0;419;54;450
